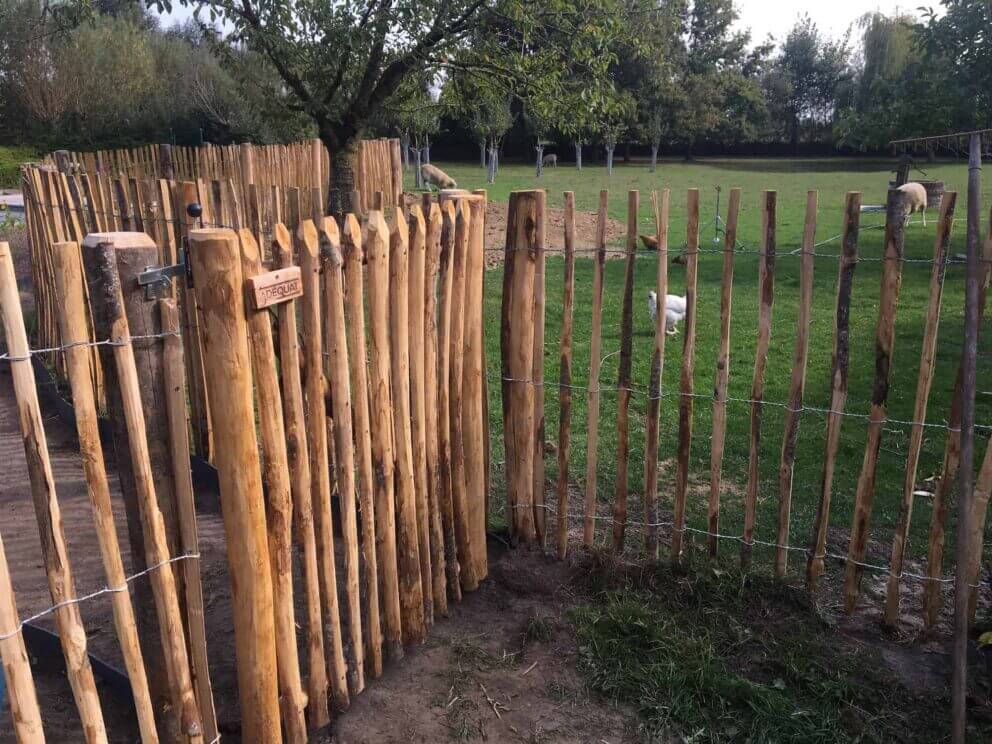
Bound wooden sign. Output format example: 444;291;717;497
247;266;303;309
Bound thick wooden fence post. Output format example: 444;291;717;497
707;188;740;557
556;192;577;559
238;230;308;741
501;190;543;545
843;188;907;613
320;218;366;691
51;241;158;744
671;189;700;562
341;215;384;675
366;211;406;658
644;189;671;559
741;191;777;569
583;191;609;546
531;192;548;547
775;191;817;577
0;241;105;743
271;225;330;726
883;192;956;623
806;192;861;588
612;190;638;552
186;228;282;742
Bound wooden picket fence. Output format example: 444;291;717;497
499;186;992;630
0;188;487;742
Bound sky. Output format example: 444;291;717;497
158;1;937;47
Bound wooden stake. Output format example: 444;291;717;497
583;191;609;546
670;190;700;562
390;211;428;639
51;241;159;744
158;298;218;744
775;191;818;577
238;230;308;741
271;225;330;727
556;192;577;559
843;188;907;613
365;211;405;657
531;190;548;547
1;241;104;743
297;220;350;706
82;236;205;743
741;191;777;569
407;205;434;621
341;216;384;676
612;190;639;553
319;218;366;692
423;202;448;613
706;188;740;557
967;437;992;621
806;193;861;588
883;192;956;623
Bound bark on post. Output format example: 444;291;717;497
706;188;740;557
238;230;308;741
0;242;108;744
366;211;406;658
556;192;577;559
52;241;159;744
806;193;861;588
530;189;548;546
612;190;638;552
775;191;818;577
185;228;282;742
271;225;330;726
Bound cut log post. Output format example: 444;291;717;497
365;211;406;658
158;298;218;744
472;189;493;538
741;191;777;569
531;190;548;546
341;215;384;676
501;190;543;545
843;188;908;614
320;218;366;693
407;205;434;622
583;191;609;546
706;188;740;557
883;192;956;624
238;229;308;741
806;192;862;588
438;202;463;598
271;225;330;726
670;189;700;562
83;236;205;743
775;191;818;577
423;202;448;613
390;211;429;640
0;241;108;743
51;241;158;744
612;190;638;552
297;219;350;706
967;437;992;621
644;189;671;559
556;192;577;559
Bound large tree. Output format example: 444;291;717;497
150;0;628;214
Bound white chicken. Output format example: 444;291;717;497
647;291;687;336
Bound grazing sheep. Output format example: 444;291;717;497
647;291;687;335
542;153;557;167
897;182;928;227
421;164;457;191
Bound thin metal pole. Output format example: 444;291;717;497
952;132;981;744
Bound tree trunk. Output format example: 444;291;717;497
650;143;659;172
624;141;631;164
487;146;497;184
535;144;544;178
683;140;693;162
574;142;582;170
422;145;430;165
606;144;614;175
479;140;487;168
327;141;358;218
401;133;410;169
414;148;423;189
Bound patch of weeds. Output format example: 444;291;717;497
522;613;555;645
451;638;519;672
568;553;961;743
545;679;574;703
442;697;485;741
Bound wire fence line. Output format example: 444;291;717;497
0;330;181;363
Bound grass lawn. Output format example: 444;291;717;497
410;157;992;576
0;145;38;189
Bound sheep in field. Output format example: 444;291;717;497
897;182;928;227
421;164;457;191
542;153;557;167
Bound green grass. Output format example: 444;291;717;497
0;145;38;189
567;552;969;743
411;157;992;573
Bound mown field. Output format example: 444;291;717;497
410;157;992;574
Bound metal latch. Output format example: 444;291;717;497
137;202;202;299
